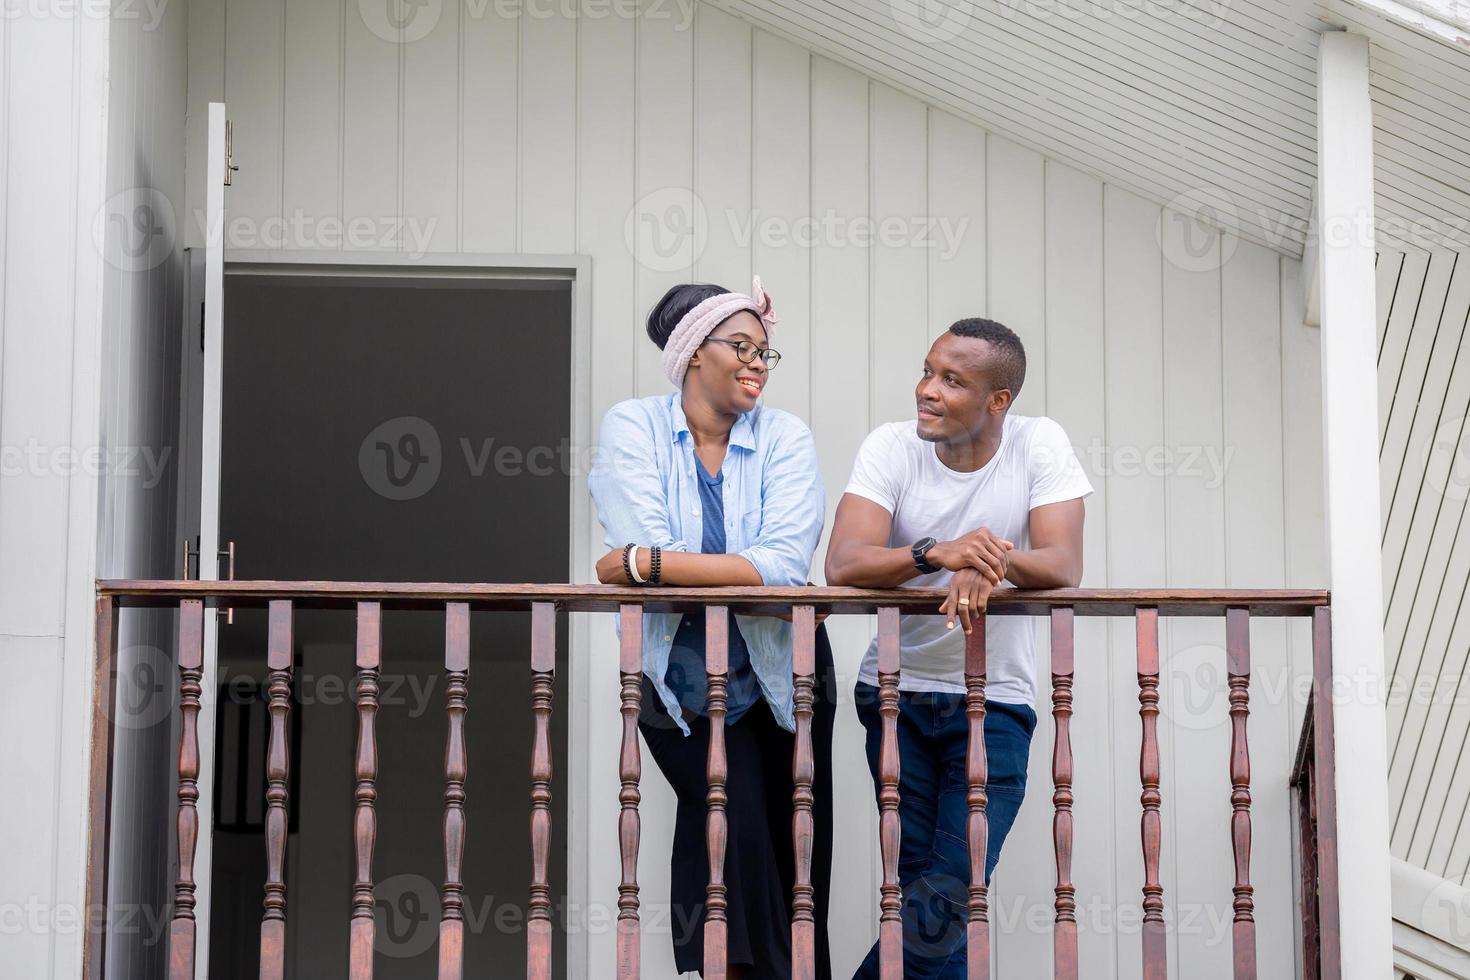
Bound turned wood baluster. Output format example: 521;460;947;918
440;602;470;980
1052;608;1078;980
529;602;556;980
349;602;381;980
168;599;205;980
790;606;818;980
965;618;990;980
1226;608;1257;978
616;605;643;978
704;606;730;980
260;600;295;980
876;606;902;980
1137;608;1167;980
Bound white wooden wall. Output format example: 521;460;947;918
98;3;192;978
182;1;1327;975
1376;249;1470;888
0;4;113;979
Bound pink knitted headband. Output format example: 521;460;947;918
660;276;779;388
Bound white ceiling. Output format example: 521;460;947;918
1325;0;1470;251
704;0;1470;256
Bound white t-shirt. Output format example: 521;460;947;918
845;414;1094;706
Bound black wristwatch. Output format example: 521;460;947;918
911;537;940;574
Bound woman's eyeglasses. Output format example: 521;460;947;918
703;337;782;370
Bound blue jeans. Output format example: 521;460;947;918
851;681;1036;980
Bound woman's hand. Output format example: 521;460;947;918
939;567;993;635
596;547;632;584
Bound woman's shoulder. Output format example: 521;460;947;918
600;392;676;428
747;404;816;447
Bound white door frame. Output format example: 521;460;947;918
195;248;595;976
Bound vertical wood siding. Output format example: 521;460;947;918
177;2;1325;975
1376;248;1470;889
0;3;116;979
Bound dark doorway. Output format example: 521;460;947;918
207;273;571;979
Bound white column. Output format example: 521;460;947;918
1316;29;1395;979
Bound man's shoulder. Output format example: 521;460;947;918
864;419;920;448
1006;413;1090;492
1005;412;1069;446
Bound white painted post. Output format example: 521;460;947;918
1316;29;1395;980
190;101;229;980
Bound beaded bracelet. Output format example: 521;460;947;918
649;545;662;584
621;543;636;583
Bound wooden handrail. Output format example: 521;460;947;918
95;580;1328;617
87;580;1339;980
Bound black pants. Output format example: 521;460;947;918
638;623;836;979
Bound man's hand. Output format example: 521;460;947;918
928;528;1014;585
939;567;993;634
596;547;633;584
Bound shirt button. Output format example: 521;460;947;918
664;635;672;641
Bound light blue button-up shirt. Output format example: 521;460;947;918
588;392;825;735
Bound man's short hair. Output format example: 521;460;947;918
948;318;1026;396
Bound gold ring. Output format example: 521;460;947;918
958;597;970;605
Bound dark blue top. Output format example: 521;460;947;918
645;456;761;726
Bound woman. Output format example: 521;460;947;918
588;278;835;979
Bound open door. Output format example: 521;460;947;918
174;101;230;979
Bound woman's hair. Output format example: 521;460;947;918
646;283;729;350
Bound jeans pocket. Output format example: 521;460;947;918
984;701;1036;793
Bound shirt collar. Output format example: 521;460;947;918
668;392;758;452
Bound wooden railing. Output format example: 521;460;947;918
86;581;1339;979
1292;622;1343;980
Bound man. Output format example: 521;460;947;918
825;317;1092;978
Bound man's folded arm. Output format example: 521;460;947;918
1003;497;1085;588
824;493;919;589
